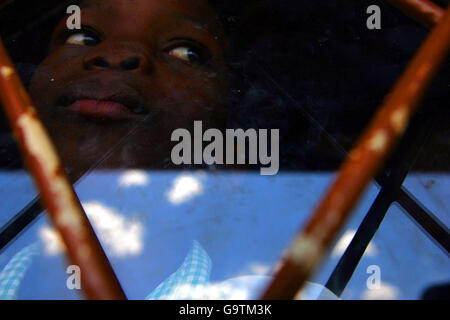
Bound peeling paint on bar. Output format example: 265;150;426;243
16;112;85;233
391;107;409;134
0;65;13;78
289;235;324;268
368;130;388;152
17;109;84;237
16;111;59;174
53;184;84;232
409;63;432;93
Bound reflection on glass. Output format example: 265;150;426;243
0;170;381;299
0;0;448;301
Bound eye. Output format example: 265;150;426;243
65;32;99;46
168;45;210;65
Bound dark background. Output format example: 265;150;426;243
0;0;449;171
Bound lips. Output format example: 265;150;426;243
55;75;149;120
67;99;137;119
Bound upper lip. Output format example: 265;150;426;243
55;75;149;115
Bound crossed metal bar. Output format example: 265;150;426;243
262;2;450;299
0;0;448;300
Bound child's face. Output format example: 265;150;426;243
29;0;230;177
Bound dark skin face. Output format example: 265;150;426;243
29;0;230;180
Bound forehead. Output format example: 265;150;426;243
79;0;220;26
76;0;225;41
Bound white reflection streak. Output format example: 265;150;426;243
361;282;399;300
167;174;204;205
39;226;65;255
156;278;339;300
157;276;265;300
175;282;249;300
248;263;271;275
331;230;378;258
118;170;150;187
38;201;143;257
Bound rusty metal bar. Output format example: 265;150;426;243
385;0;444;28
261;6;450;300
0;37;127;300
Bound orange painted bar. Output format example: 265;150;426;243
262;6;450;300
386;0;444;28
0;37;127;300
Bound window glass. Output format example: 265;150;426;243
0;0;448;300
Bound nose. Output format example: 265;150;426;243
83;42;152;73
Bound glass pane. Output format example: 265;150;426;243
1;0;448;301
0;170;384;299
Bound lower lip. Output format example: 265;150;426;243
67;99;135;119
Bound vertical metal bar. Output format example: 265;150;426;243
385;0;444;28
261;6;450;300
0;37;127;300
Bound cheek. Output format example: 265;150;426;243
29;54;85;115
159;70;228;114
28;68;56;118
30;48;83;91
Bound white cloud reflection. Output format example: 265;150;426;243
118;170;150;188
152;276;269;300
39;226;65;255
38;201;143;257
151;277;339;300
361;281;399;300
248;263;271;275
166;174;204;205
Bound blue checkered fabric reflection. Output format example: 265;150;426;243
0;243;40;300
146;240;211;300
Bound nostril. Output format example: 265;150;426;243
120;57;140;70
91;58;110;68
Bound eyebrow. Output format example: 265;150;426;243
172;13;219;38
78;1;220;40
